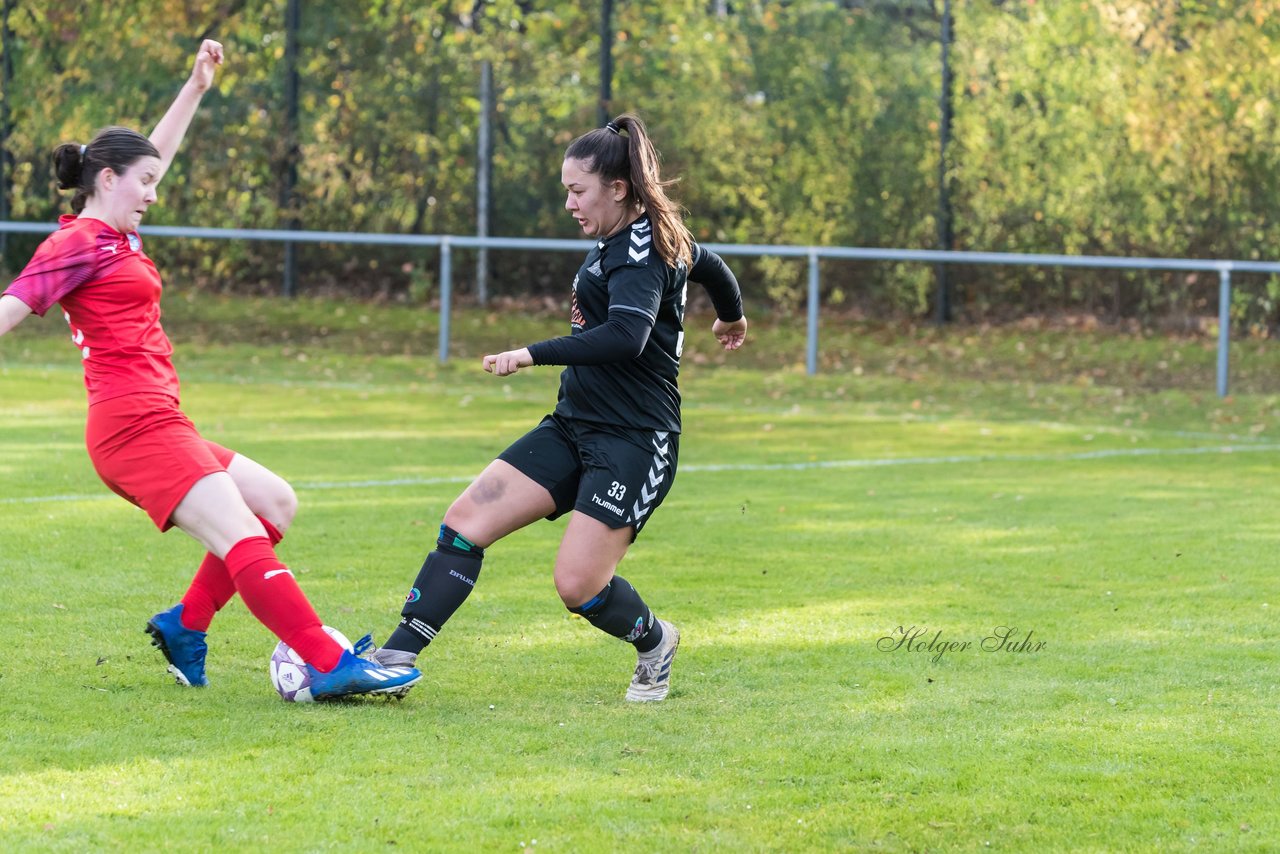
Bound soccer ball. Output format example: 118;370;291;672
269;625;353;703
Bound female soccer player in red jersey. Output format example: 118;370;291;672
0;40;419;701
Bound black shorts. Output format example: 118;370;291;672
497;413;679;540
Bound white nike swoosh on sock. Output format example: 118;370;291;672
263;569;295;580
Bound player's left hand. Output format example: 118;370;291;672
483;348;534;376
189;39;224;93
713;316;748;351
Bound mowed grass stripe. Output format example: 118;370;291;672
4;442;1280;506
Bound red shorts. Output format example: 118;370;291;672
86;393;236;531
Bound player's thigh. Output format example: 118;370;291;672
444;459;558;548
172;471;266;557
553;511;633;605
449;415;584;548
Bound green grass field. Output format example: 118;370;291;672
2;295;1278;851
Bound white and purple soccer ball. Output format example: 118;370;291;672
269;625;353;702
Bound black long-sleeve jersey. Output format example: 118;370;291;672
527;214;743;433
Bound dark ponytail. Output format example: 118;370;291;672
565;113;694;269
52;126;160;215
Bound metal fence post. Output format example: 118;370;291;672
934;0;954;324
439;238;452;363
1217;267;1231;397
280;0;301;297
598;0;614;126
807;250;819;375
476;59;492;305
0;0;14;264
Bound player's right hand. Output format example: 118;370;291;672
483;348;534;377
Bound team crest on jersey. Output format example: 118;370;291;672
127;233;140;252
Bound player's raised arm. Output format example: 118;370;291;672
149;39;223;184
0;294;32;338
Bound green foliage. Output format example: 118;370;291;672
955;0;1280;322
5;1;1280;320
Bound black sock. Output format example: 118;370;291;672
569;575;663;653
385;525;484;654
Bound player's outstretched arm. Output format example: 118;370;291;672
149;39;224;184
0;294;32;338
713;316;747;351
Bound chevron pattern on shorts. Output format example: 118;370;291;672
630;430;670;524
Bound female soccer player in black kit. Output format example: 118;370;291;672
373;114;748;701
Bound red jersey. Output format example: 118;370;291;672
4;215;179;405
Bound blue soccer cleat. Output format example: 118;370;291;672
145;603;209;687
307;650;421;700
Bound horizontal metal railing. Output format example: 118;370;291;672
5;220;1279;396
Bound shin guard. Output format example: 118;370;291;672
569;575;662;652
384;525;484;654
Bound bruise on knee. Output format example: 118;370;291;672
469;473;507;505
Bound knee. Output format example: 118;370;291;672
263;480;298;533
442;500;484;547
555;569;603;610
441;502;468;534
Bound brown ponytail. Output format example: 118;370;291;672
564;113;694;269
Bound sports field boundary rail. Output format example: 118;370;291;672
4;220;1278;397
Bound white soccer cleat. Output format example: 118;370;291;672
625;619;680;702
370;646;419;669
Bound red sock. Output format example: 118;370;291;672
179;517;286;632
180;553;235;632
223;536;343;672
